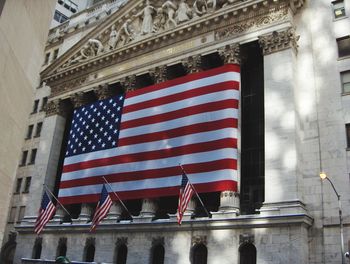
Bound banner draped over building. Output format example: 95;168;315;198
58;64;240;204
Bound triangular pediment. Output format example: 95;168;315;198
42;0;305;83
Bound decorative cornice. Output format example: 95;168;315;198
218;43;240;64
258;27;300;55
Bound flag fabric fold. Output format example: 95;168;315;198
90;184;113;231
34;191;56;234
177;171;195;225
58;64;240;204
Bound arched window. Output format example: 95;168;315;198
192;244;207;264
115;244;127;264
239;243;256;264
32;238;42;259
56;238;67;257
151;244;164;264
84;239;95;262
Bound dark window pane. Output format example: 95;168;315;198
346;124;350;148
26;125;34;139
29;149;37;164
337;36;350;58
15;178;22;193
341;71;350;93
35;122;43;137
32;100;39;113
23;177;31;193
20;151;28;166
17;206;25;223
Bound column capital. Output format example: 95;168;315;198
149;66;167;83
258;27;300;55
182;55;202;74
120;75;136;92
218;44;240;64
71;92;89;108
94;84;112;100
46;99;68;117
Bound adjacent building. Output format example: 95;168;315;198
2;0;350;263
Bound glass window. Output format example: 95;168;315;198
17;206;25;223
115;244;127;264
54;10;68;23
44;53;50;65
20;151;28;166
41;97;48;111
341;71;350;93
23;177;31;193
332;0;346;19
15;178;22;193
29;149;37;164
53;49;59;60
337;36;350;58
151;245;164;264
26;125;34;139
35;122;43;137
8;207;16;223
346;124;350;148
32;99;39;113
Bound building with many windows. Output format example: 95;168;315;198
2;0;350;263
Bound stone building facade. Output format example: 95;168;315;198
2;0;350;263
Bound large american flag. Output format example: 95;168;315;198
58;64;240;204
35;191;56;234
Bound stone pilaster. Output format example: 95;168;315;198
149;66;167;83
182;55;202;74
120;75;136;92
46;99;68;117
94;84;113;100
258;27;306;216
218;43;240;64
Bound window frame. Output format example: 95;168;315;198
332;0;346;19
23;177;31;193
15;178;22;193
337;36;350;58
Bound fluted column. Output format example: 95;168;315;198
182;55;202;73
103;202;122;223
258;28;306;215
135;198;157;222
76;203;93;223
22;98;69;225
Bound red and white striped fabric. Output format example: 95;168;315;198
35;191;56;234
58;64;240;204
90;184;113;231
177;172;195;225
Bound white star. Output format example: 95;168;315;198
100;127;103;132
96;123;99;127
82;147;86;151
119;96;123;100
109;125;113;129
82;107;85;111
101;116;105;120
108;136;112;141
103;105;107;110
65;151;69;155
109;99;113;103
91;118;95;123
97;112;101;116
113;129;118;134
112;141;116;146
73;149;76;153
85;111;88;115
88;114;91;119
102;143;106;147
86;125;89;129
116;118;119;122
104;132;107;136
98;138;102;143
72;134;75;138
93;108;97;112
80;131;83;136
113;103;117;107
79;117;83;122
106;120;109;125
77;127;80;132
83;121;86;125
78;142;82;147
68;140;71;144
107;109;111;114
99;102;103;106
77;113;80;117
111;113;115;118
90;129;93;134
92;145;96;150
94;134;98;138
74;123;78;128
90;105;94;109
84;136;88;140
88;140;92;145
75;138;78;143
117;106;121;111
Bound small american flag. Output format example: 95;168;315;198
34;191;56;234
90;184;113;231
177;171;194;225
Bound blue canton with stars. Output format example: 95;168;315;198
65;95;125;157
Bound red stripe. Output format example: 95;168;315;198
123;81;239;114
60;159;237;188
119;118;237;146
120;99;238;130
126;64;240;99
59;180;237;205
63;138;237;173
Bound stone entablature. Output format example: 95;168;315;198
42;0;304;97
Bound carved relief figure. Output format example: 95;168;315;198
118;19;134;45
108;25;118;50
154;7;166;32
134;0;156;35
162;0;177;29
193;0;208;17
207;0;216;12
176;0;192;23
88;38;104;55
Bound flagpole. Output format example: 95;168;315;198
102;177;133;220
179;164;211;218
43;184;73;219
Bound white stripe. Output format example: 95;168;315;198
64;127;237;166
61;148;237;181
59;169;237;197
120;108;238;138
123;89;239;121
126;72;240;106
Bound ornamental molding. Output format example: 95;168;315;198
258;27;299;55
42;0;304;96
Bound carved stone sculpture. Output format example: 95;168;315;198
88;38;104;56
134;0;157;35
154;7;167;32
108;25;118;50
193;0;208;17
162;0;177;29
176;0;192;23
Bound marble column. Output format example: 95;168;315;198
258;28;307;215
103;202;123;223
76;203;93;223
215;43;241;218
22;99;69;225
120;75;136;92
